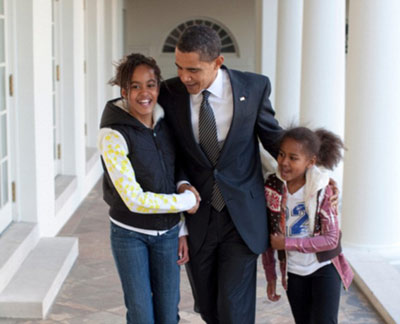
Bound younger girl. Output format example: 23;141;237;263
262;127;353;324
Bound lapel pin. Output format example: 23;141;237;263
240;96;246;101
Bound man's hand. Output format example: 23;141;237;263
177;235;189;265
267;280;281;302
178;183;201;214
270;233;285;250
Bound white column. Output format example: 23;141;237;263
60;0;84;176
85;0;103;148
255;0;278;107
71;0;86;180
96;0;106;118
104;0;113;101
299;0;345;188
342;0;400;248
111;0;125;98
14;0;55;230
300;0;345;133
32;0;56;234
274;0;303;127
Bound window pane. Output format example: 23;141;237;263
0;0;4;15
212;24;220;32
0;66;5;111
219;30;227;38
0;19;4;63
171;29;180;38
162;45;175;53
221;37;232;46
221;45;236;53
1;161;8;205
166;36;177;45
0;113;7;159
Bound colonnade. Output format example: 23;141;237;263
259;0;400;248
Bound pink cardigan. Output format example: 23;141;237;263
262;173;353;290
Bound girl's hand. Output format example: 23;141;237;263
177;236;189;265
179;184;201;214
270;233;286;250
267;280;281;302
282;276;287;290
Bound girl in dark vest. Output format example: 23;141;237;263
98;53;199;324
262;127;353;324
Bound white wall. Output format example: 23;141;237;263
125;0;257;79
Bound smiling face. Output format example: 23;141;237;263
175;48;224;94
121;64;159;126
277;138;316;191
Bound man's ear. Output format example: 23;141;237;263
215;55;224;69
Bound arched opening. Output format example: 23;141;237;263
162;19;238;55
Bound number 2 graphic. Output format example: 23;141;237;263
287;203;308;236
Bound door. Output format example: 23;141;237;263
52;0;61;176
0;0;12;233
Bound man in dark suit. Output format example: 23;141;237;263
159;25;283;324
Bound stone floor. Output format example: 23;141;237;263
0;181;386;324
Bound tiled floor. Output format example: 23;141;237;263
0;181;385;324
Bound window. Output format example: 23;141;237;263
162;19;238;55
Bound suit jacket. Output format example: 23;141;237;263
159;66;283;255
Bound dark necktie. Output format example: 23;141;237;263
199;90;225;211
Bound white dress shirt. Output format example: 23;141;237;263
190;68;233;143
176;68;233;190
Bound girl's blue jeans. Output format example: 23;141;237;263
110;222;180;324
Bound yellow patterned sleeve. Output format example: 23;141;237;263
98;128;196;214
